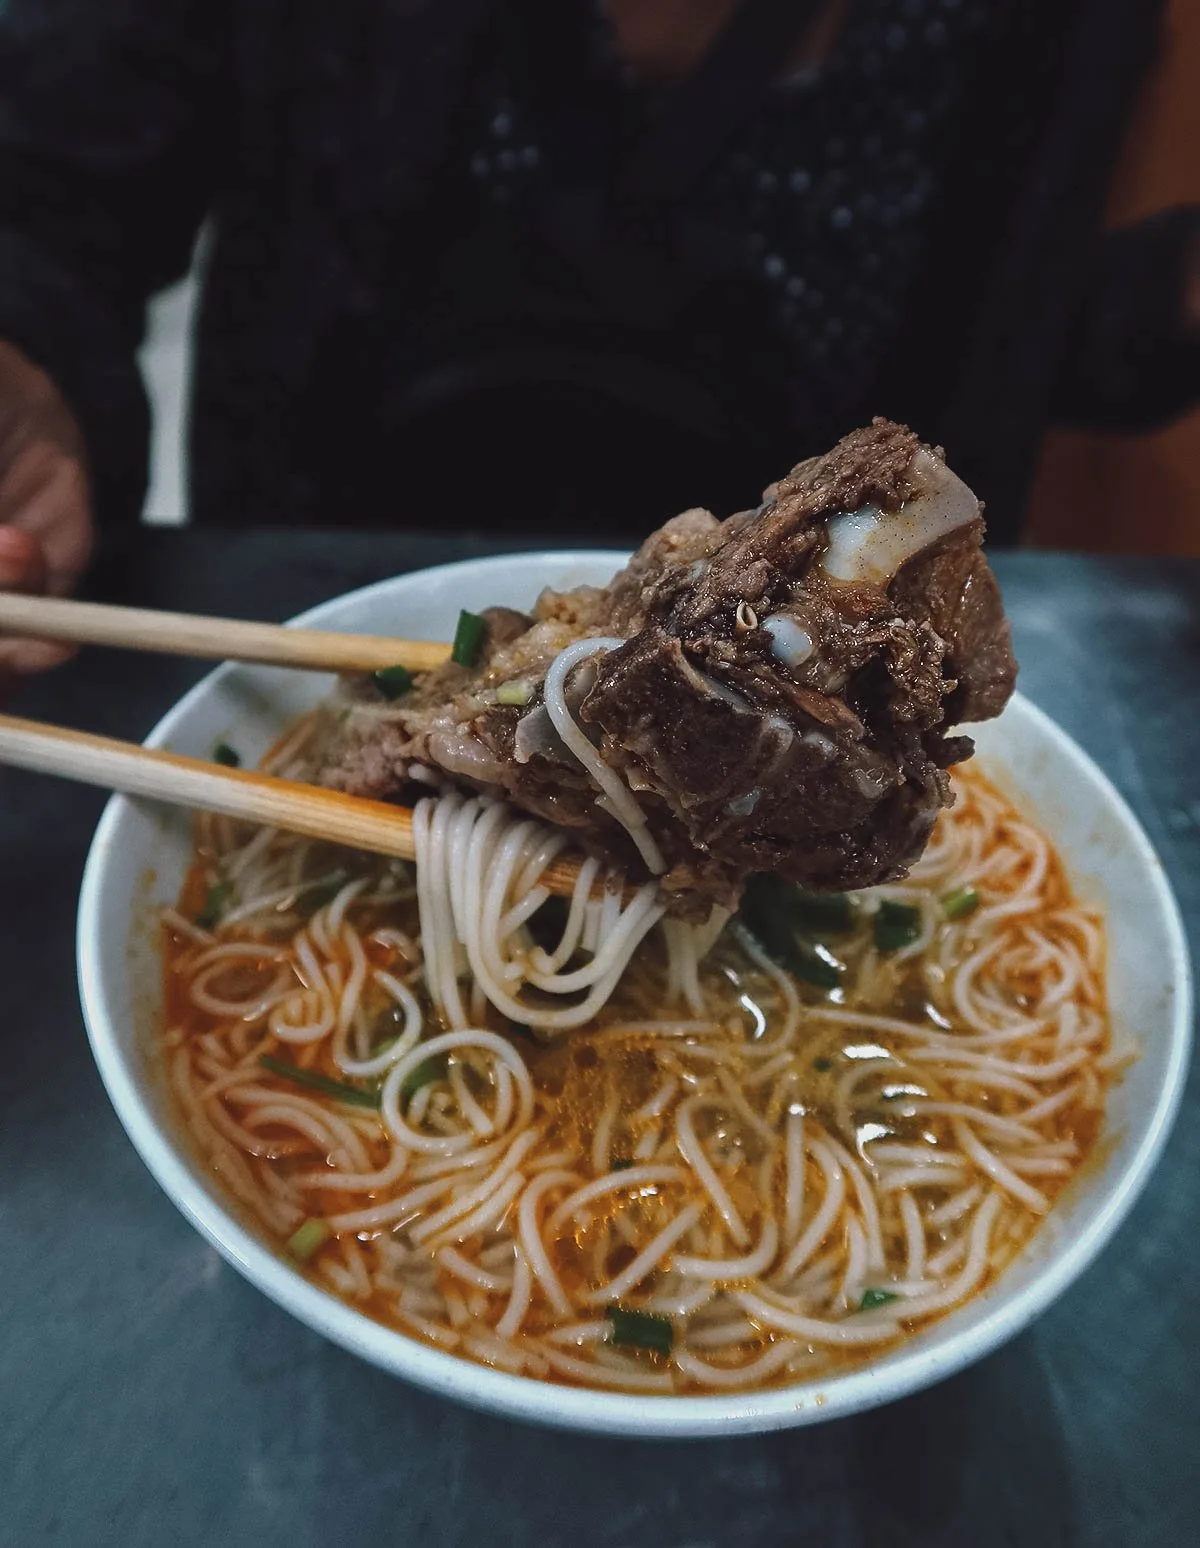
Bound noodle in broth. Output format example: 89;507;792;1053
163;747;1114;1395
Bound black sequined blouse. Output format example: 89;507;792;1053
1;0;1193;539
371;0;1009;525
448;0;991;448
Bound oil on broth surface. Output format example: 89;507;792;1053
162;767;1114;1394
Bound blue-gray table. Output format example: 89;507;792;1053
3;532;1198;1548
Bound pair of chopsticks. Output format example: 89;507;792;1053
0;592;588;899
0;591;451;675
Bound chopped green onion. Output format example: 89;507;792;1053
739;878;846;990
259;1054;380;1109
606;1305;673;1355
743;875;856;938
873;900;922;953
789;889;855;935
942;886;981;921
496;679;534;707
858;1288;900;1312
743;926;843;989
197;878;235;930
213;742;241;768
813;1057;833;1073
371;664;415;701
740;924;843;990
738;881;795;959
400;1053;449;1104
451;610;486;668
286;1219;330;1261
788;940;843;989
610;1158;634;1172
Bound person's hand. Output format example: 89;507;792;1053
0;340;94;686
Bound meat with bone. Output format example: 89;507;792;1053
309;419;1016;911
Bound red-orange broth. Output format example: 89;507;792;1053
162;767;1115;1395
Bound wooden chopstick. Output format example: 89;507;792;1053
0;713;587;898
0;593;451;676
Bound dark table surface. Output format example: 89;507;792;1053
3;531;1198;1548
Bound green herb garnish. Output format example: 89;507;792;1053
788;940;843;989
737;878;793;960
789;889;855;935
400;1054;449;1104
213;742;241;768
259;1054;380;1109
745;928;842;989
451;609;486;668
739;877;846;989
873;900;922;953
610;1158;635;1172
742;875;854;940
197;878;235;930
371;664;415;701
942;886;981;921
858;1288;900;1312
606;1305;674;1356
286;1219;330;1261
813;1057;833;1073
496;679;534;707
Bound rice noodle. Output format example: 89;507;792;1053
412;790;670;1032
580;1203;705;1304
162;759;1114;1397
674;1217;780;1281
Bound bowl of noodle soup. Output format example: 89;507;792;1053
77;552;1191;1437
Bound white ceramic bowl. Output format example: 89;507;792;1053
78;553;1192;1438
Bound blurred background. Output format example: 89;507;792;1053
1028;0;1200;553
129;0;1200;553
2;0;1197;599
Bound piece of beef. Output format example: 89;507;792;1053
309;419;1016;911
889;534;1017;722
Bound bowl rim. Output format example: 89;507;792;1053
77;550;1194;1438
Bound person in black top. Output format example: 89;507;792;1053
0;0;1198;686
